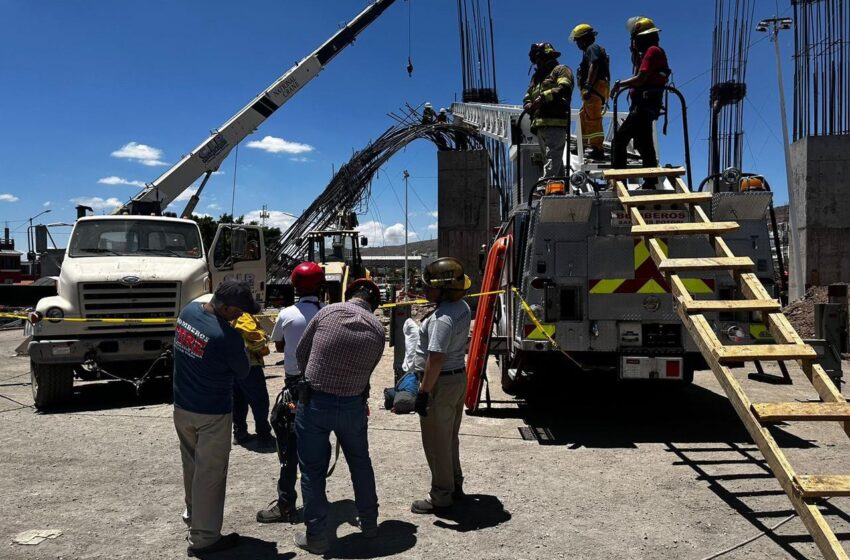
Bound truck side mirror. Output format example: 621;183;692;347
360;236;368;247
35;225;49;253
231;228;248;259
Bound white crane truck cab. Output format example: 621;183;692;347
27;215;266;408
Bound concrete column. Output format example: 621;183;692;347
790;135;850;289
437;150;500;303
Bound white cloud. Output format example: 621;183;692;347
111;142;168;166
246;136;314;155
357;220;419;247
71;196;123;211
427;223;438;231
289;156;311;163
206;203;222;211
428;210;438;218
43;201;51;207
242;209;297;230
0;194;19;202
98;175;146;188
384;223;419;246
211;171;225;176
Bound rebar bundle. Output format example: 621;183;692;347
456;0;498;103
265;115;485;283
708;0;755;176
792;0;850;138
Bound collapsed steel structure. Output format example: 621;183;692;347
265;117;485;283
792;0;850;138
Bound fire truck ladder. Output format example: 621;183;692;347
606;166;850;560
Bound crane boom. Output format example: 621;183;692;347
118;0;397;215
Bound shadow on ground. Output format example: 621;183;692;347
433;494;511;532
476;373;814;449
324;499;417;559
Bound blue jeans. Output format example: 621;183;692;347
233;365;271;437
296;391;378;536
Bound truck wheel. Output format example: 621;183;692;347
31;361;73;409
500;358;525;396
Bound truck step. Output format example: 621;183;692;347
795;475;850;498
753;402;850;423
715;343;818;363
658;256;754;273
632;222;740;237
620;191;713;206
603;167;686;180
682;299;782;313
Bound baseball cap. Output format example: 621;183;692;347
214;280;261;314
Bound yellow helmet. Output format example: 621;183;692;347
626;16;660;37
570;23;596;42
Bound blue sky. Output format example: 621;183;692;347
0;0;794;251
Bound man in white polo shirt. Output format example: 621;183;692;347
256;262;325;523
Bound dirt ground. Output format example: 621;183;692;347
1;328;850;560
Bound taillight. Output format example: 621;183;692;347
545;181;566;195
665;360;681;378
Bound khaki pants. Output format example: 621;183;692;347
420;373;467;507
536;126;567;179
579;80;609;149
174;407;232;549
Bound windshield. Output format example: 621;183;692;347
68;220;203;258
309;234;354;263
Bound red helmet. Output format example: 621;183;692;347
290;262;324;293
345;278;382;309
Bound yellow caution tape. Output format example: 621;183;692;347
511;287;586;370
378;289;505;309
0;311;177;324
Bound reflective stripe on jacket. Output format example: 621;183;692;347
524;61;574;130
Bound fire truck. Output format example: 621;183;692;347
453;90;781;395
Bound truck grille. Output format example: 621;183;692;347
79;282;181;320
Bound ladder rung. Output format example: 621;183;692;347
715;344;818;363
682;299;781;313
620;192;713;206
795;475;850;498
658;257;754;272
632;222;739;236
753;402;850;423
604;167;686;180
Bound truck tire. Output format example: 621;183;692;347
31;361;73;409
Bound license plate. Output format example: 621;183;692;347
51;346;71;356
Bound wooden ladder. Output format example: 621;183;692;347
605;166;850;560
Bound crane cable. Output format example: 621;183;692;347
406;0;414;77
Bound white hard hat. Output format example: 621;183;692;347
439;108;447;113
424;102;432;108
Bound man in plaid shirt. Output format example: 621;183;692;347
293;279;385;554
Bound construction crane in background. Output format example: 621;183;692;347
113;0;398;217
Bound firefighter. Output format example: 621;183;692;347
523;42;574;180
411;257;472;514
610;17;670;189
570;23;610;161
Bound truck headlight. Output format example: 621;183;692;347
46;307;64;323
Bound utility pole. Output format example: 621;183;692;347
403;170;410;293
757;16;804;301
260;204;269;228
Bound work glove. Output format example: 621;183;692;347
415;391;430;417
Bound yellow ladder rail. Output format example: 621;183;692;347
609;168;850;560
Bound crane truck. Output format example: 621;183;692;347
27;0;397;409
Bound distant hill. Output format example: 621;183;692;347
361;239;437;256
